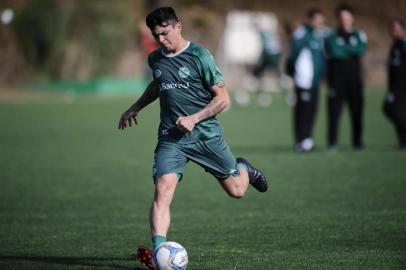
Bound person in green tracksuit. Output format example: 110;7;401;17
287;8;327;152
118;7;268;269
325;4;367;151
383;18;406;149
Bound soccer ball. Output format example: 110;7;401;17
153;241;188;270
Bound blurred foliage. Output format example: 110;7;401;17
13;0;67;78
2;0;406;84
12;0;136;80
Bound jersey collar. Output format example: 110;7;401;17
161;41;191;58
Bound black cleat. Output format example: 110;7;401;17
236;157;268;192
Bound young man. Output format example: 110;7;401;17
325;4;367;151
383;19;406;149
287;8;327;152
118;7;268;269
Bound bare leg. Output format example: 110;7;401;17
150;173;178;237
219;167;249;199
221;157;268;196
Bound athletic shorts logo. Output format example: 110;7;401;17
160;128;169;135
178;66;190;78
154;69;161;79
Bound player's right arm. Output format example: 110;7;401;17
118;80;159;130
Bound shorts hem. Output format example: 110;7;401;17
212;169;241;181
153;171;183;183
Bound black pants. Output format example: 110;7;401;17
383;92;406;147
327;81;364;147
294;86;319;143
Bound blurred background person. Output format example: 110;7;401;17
325;4;367;151
252;20;283;106
287;8;327;153
383;18;406;150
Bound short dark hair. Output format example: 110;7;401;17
307;7;322;19
336;4;354;17
146;7;179;30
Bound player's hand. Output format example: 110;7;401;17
176;116;197;133
118;110;138;130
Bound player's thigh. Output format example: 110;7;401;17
153;141;187;182
186;136;239;181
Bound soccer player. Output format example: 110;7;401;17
118;7;268;269
287;8;327;152
383;19;406;149
325;4;367;151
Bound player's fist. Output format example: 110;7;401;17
176;116;197;133
118;110;138;130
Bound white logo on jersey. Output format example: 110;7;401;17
349;36;358;46
160;82;190;91
178;66;190;78
336;37;345;46
310;40;320;50
154;69;161;79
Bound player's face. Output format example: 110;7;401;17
152;22;182;53
310;13;325;29
338;10;354;32
390;21;405;40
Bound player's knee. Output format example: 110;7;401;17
156;184;173;199
228;189;245;199
155;175;177;200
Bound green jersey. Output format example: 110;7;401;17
326;28;367;60
148;42;224;144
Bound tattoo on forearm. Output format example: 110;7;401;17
201;96;227;119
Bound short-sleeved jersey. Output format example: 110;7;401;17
148;42;224;144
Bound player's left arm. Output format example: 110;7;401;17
176;81;230;133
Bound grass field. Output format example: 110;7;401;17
0;89;405;270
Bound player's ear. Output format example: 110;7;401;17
176;21;182;31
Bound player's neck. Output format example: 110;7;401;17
171;38;188;54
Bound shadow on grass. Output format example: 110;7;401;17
0;255;145;270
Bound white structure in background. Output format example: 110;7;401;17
1;9;14;25
217;11;293;106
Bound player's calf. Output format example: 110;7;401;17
237;157;268;192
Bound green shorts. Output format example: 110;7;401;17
152;135;240;182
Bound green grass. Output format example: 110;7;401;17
0;89;405;270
